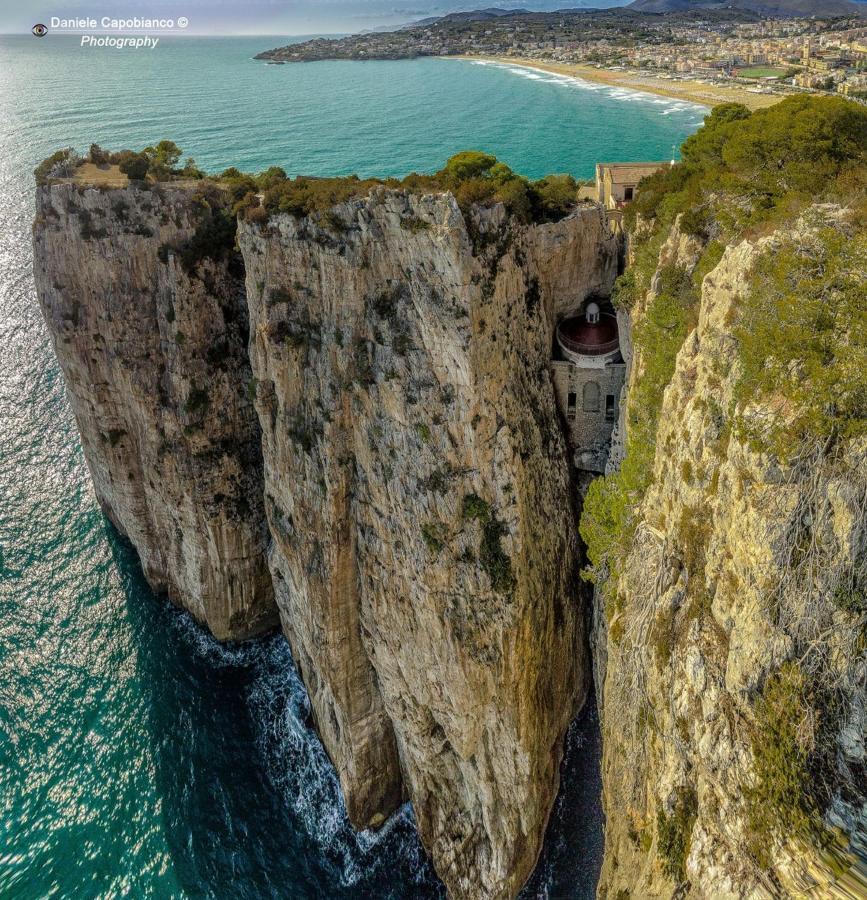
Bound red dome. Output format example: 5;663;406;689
557;314;619;356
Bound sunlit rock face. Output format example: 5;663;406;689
33;182;277;641
594;213;867;900
238;193;618;898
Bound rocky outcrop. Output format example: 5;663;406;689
33;181;277;640
238;194;617;897
593;212;867;898
34;177;619;899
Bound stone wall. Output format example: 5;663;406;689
551;359;626;473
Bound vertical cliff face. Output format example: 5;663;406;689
593;212;867;898
238;194;618;897
34;176;620;899
33;182;277;640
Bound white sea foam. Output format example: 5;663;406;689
471;60;708;118
167;612;434;887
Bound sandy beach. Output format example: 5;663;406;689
455;56;785;111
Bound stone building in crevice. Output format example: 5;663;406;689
551;299;626;473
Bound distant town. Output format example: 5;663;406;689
256;9;867;103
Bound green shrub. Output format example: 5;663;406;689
480;518;515;595
533;173;578;220
372;283;407;319
421;522;446;555
89;143;110;165
184;386;209;415
118;152;149;181
462;493;491;522
459;493;514;594
142;140;182;179
831;576;867;615
34;148;75;185
656;786;698;883
441;151;499;182
745;662;819;866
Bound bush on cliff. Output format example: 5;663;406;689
656;786;698;883
246;151;578;226
744;662;842;867
88;143;110;165
117;151;150;182
34;148;77;185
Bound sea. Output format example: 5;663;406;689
0;34;705;899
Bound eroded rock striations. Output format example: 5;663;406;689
33;182;277;640
34;178;619;898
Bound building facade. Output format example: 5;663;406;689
551;302;626;473
595;161;671;210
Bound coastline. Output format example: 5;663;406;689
452;56;785;111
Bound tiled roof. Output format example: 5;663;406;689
598;162;670;184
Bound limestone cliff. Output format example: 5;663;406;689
33;181;277;640
34;176;619;899
239;194;616;897
591;210;867;898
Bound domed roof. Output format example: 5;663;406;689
556;312;620;359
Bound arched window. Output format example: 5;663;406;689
583;381;600;412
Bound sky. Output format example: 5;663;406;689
1;0;630;36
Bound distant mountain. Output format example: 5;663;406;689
628;0;864;14
407;8;530;27
403;1;630;27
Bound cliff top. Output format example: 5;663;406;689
37;146;594;227
61;162;202;190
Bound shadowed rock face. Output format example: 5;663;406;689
33;182;277;641
34;179;619;899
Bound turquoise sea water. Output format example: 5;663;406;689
0;34;704;898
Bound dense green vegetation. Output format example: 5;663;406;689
221;150;581;226
580;96;867;592
656;786;698;883
744;662;838;867
38;143;582;232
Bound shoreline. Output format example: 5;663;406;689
452;56;785;111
